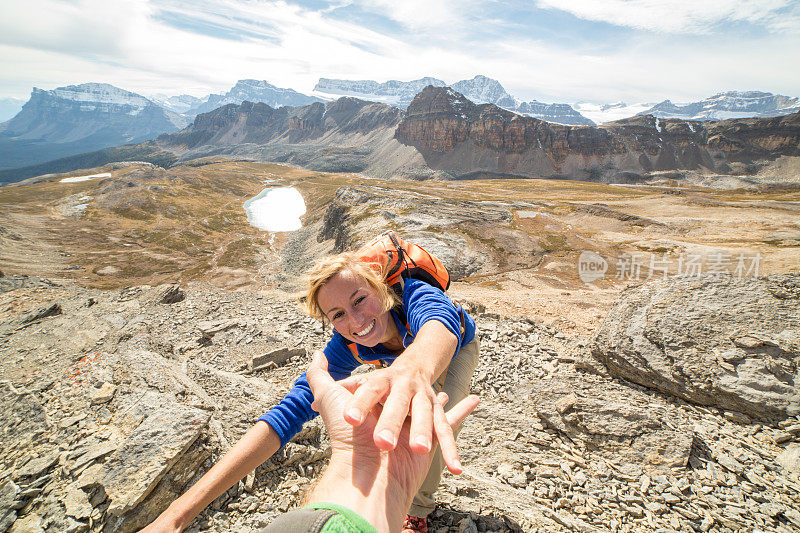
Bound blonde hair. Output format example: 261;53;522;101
304;252;400;322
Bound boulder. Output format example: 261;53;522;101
93;401;210;518
776;444;800;473
154;284;185;305
592;275;800;421
251;347;306;372
528;373;692;475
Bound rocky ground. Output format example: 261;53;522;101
0;272;798;533
1;161;798;532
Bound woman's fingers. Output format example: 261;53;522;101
432;395;462;474
408;393;433;454
372;385;414;450
344;373;390;426
444;394;480;431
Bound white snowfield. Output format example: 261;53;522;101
50;83;150;111
60;173;112;183
243;187;306;232
572;102;654;124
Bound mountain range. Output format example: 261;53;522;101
0;83;189;171
3;84;797;186
641;91;800;121
152;79;324;117
1;76;799;183
314;75;595;125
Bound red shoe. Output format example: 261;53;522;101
402;515;428;533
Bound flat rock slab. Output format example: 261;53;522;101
16;450;60;479
251;347;305;371
0;384;49;451
97;402;210;517
776;444;800;473
592;275;800;421
527;373;692;475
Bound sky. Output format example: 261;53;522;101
1;0;799;105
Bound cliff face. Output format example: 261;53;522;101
395;86;800;179
160;97;402;150
153;97;428;177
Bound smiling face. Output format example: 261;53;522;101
317;268;395;348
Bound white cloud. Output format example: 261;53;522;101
0;0;418;97
356;0;469;31
0;0;798;105
535;0;800;34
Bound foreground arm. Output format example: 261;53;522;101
142;421;281;532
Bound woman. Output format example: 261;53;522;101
144;251;479;533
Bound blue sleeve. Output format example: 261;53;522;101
403;278;465;357
258;333;360;447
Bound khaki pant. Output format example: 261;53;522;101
408;337;480;518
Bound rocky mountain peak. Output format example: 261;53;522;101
405;85;478;119
640;91;800;121
32;82;153;111
189;80;321;117
451;75;515;107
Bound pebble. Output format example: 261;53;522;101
661;492;681;505
639;475;651;494
90;382;116;405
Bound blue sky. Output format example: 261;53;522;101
1;0;799;104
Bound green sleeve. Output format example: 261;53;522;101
306;502;379;533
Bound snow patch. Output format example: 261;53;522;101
655;118;662;132
243;187;306;232
60;173;112;183
572;102;654;124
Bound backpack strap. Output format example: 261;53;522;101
346;343;384;367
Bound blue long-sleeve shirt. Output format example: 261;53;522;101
259;278;476;447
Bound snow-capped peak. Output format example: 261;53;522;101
45;83;152;111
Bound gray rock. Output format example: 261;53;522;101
0;510;16;533
457;517;478;533
776;444;800;473
155;284;184;304
592;275;800;421
95;402;210;518
90;382;116;405
251;347;306;372
69;444;117;475
19;303;62;324
196;319;239;340
0;480;20;512
716;453;745;474
62;487;92;520
529;374;692;475
17;450;59;479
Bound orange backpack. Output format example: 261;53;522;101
356;230;450;297
347;230;455;366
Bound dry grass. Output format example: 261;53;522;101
1;160;797;333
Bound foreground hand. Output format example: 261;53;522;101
307;352;479;490
337;359;467;471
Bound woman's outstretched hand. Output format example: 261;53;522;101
335;320;464;472
307;351;478;487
